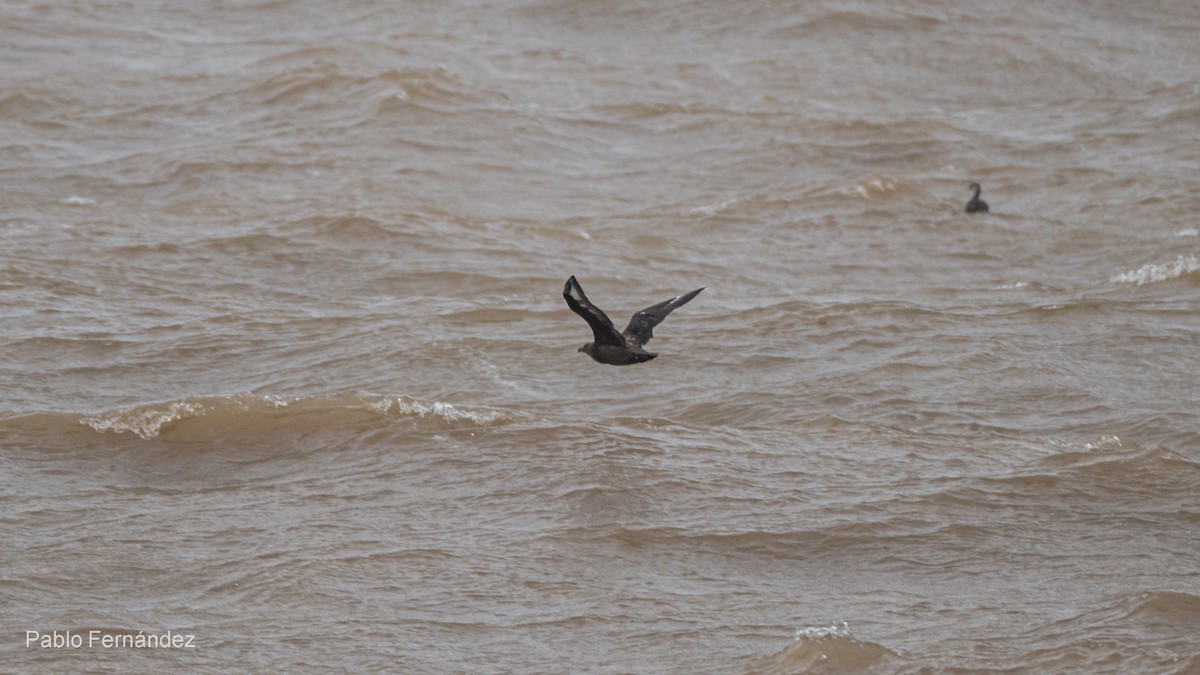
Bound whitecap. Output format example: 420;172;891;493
845;177;896;199
1110;254;1199;286
1053;435;1139;452
81;400;206;440
794;621;852;641
385;395;509;425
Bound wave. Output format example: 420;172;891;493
1110;254;1200;286
250;60;490;113
2;393;523;442
284;214;400;241
1038;436;1200;484
1009;590;1200;673
1127;590;1200;623
747;592;1200;674
748;622;902;674
0;85;76;118
924;436;1200;510
81;398;210;440
554;521;926;562
776;8;945;36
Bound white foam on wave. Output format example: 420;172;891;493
81;400;206;440
1048;434;1140;453
794;621;852;641
261;394;290;407
1082;435;1134;452
843;177;897;199
80;393;513;440
60;195;96;206
761;619;901;671
690;195;744;215
380;395;509;425
1110;254;1200;286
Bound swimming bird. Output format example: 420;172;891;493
562;275;704;366
966;182;989;213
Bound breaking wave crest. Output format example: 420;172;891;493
749;622;902;674
1110;254;1200;286
81;399;210;440
1;393;521;441
375;395;512;425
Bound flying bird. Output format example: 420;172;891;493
562;275;704;366
966;182;989;213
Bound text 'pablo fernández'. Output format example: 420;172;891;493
26;630;196;649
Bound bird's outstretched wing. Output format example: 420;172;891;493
563;276;625;347
623;287;704;349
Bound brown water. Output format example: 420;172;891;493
4;1;1200;672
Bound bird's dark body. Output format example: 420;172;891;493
966;182;989;213
584;343;657;366
563;276;703;366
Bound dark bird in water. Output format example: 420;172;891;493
563;275;704;366
966;182;989;213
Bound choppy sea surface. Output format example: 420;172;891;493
3;1;1199;672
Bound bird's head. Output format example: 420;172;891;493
577;343;594;356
